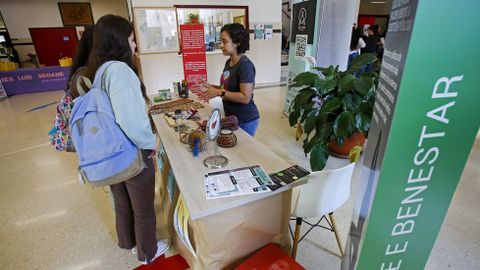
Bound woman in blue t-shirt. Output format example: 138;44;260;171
201;23;260;136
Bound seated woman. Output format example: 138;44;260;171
201;23;260;136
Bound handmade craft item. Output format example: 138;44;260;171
188;129;208;156
199;115;239;131
217;129;237;148
150;99;204;115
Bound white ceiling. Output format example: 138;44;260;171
359;0;393;15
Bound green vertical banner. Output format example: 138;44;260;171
342;1;480;269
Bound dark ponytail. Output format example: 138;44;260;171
221;23;250;54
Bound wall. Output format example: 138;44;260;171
1;0;128;63
1;0;128;39
131;0;282;95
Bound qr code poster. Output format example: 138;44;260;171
295;34;307;60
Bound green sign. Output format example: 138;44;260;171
343;1;480;269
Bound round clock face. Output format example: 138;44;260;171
207;109;221;140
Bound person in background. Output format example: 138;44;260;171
201;23;260;136
85;15;169;265
361;26;378;73
374;24;386;61
348;27;366;68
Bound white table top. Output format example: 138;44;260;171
151;100;295;220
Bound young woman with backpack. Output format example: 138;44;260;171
84;15;169;265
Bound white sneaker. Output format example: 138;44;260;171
141;238;171;265
131;246;137;255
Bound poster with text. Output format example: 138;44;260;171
264;24;273;40
180;24;207;100
342;1;480;269
254;24;265;40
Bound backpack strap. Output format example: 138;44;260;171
92;61;118;90
76;75;92;96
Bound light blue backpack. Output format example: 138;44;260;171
69;61;145;187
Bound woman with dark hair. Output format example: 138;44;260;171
201;23;260;136
86;15;169;265
348;27;365;68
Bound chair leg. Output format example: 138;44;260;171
291;217;303;259
329;212;344;257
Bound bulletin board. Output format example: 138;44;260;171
133;7;179;54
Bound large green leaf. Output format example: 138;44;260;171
352;73;373;96
317;121;333;142
346;53;377;73
357;102;373;117
333;111;356;144
315;112;329;131
318;79;338;94
304;110;318;135
294;88;316;107
300;102;314;123
355;102;373;134
310;143;329;171
313;65;336;80
288;107;301;126
338;74;356;95
343;93;354;111
355;111;372;134
303;133;318;155
320;97;342;113
290;72;318;88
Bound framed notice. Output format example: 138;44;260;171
58;2;94;26
133;7;179;54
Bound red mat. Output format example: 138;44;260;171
235;243;305;270
134;254;189;270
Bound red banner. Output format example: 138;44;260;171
180;24;208;101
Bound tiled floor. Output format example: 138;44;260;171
0;86;478;269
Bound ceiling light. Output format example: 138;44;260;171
371;1;387;3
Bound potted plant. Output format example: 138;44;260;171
187;13;199;24
288;53;378;171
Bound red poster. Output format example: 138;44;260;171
180;24;208;101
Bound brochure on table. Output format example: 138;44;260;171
205;165;310;200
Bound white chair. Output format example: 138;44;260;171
290;162;356;259
208;96;224;115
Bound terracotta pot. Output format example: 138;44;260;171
328;132;366;158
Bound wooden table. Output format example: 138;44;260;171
152;100;302;269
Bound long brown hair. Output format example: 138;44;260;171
86;15;150;105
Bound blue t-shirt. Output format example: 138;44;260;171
221;56;259;124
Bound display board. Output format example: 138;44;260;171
133;7;179;54
180;24;207;91
342;1;480;269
